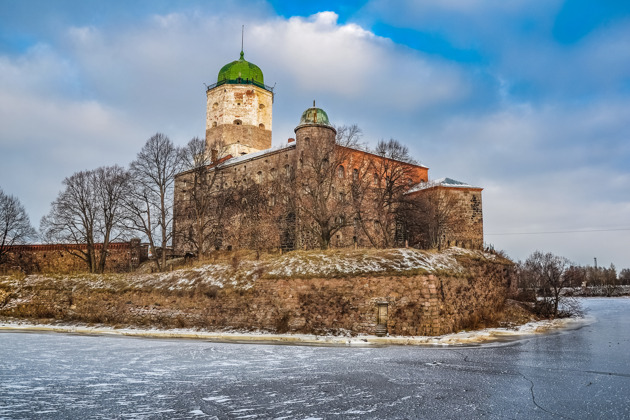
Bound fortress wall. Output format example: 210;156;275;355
441;188;484;249
1;257;513;336
1;242;148;274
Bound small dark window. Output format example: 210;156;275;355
234;119;242;125
337;165;345;178
259;123;265;129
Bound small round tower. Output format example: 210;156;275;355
294;102;336;147
206;51;273;158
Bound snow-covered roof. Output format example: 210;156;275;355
406;177;481;194
218;141;296;168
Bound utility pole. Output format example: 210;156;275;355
594;257;598;269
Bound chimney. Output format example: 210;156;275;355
211;148;218;163
288;138;295;143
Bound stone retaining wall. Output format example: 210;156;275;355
0;257;514;336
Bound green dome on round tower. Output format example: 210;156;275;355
298;102;332;127
217;51;264;85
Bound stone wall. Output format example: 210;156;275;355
440;187;483;249
196;260;511;335
0;241;148;274
206;84;273;153
1;255;513;336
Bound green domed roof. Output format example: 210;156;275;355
217;51;264;85
298;104;332;127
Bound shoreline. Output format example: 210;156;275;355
0;315;594;347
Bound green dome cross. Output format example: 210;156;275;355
298;101;332;127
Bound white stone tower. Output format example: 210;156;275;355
205;50;273;158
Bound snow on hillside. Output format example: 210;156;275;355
0;247;501;292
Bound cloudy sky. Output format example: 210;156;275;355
1;0;629;268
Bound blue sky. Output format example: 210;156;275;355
1;0;629;268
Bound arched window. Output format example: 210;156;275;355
212;121;217;127
373;173;379;185
212;102;219;109
257;171;263;183
337;165;345;178
259;103;265;109
284;164;291;176
270;168;276;179
233;119;242;125
259;123;265;129
353;168;358;181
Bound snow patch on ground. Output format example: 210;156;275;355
0;315;591;347
0;247;501;292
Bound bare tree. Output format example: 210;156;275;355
521;251;581;318
126;133;183;271
296;125;362;249
0;188;37;265
405;187;465;249
228;181;284;257
94;166;130;272
175;137;232;258
40;166;129;273
356;139;419;248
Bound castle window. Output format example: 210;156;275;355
284;164;290;176
373;173;379;185
353;168;358;181
270;168;276;179
259;123;265;129
337;165;345;178
213;102;218;109
269;195;276;206
212;121;217;127
257;171;263;183
237;102;241;106
259;104;265;109
234;119;242;125
339;192;345;203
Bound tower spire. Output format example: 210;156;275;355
241;25;244;54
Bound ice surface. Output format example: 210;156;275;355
2;300;628;419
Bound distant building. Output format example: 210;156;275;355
173;50;483;254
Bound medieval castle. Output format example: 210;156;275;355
172;50;483;255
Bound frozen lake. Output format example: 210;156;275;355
1;298;629;419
